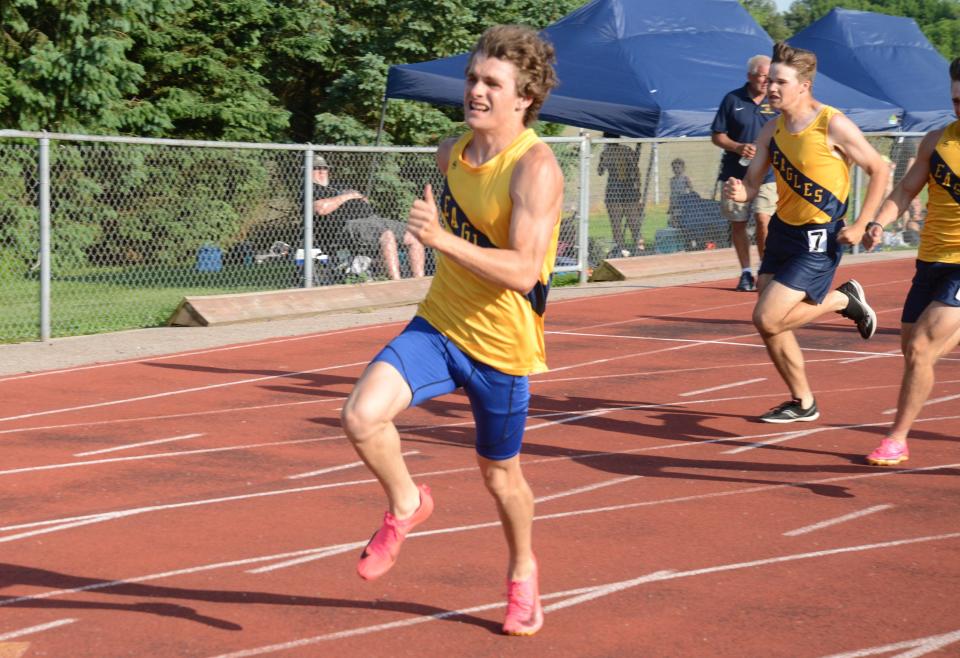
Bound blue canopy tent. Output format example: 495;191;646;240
789;8;953;133
383;0;899;138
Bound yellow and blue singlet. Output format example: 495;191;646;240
769;105;850;226
416;128;560;376
921;119;960;264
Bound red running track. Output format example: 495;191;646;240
1;257;958;658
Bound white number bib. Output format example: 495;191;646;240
807;228;827;253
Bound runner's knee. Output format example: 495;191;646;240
479;459;523;499
341;394;390;443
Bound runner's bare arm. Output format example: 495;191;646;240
830;113;889;245
407;142;563;293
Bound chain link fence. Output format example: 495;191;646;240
587;133;926;259
0;130;921;343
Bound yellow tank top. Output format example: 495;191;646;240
769;105;850;226
920;120;960;264
417;128;560;375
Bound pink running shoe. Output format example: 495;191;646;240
866;438;909;466
502;557;543;636
357;484;433;581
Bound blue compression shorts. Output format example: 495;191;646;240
901;260;960;323
371;316;530;461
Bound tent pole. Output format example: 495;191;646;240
375;93;388;146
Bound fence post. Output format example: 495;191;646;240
303;149;314;288
653;141;660;205
851;164;863;255
39;134;51;341
578;134;592;284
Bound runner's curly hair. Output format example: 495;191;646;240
467;24;558;126
772;41;817;84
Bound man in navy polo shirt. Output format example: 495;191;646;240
712;54;779;291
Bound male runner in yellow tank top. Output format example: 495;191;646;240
859;58;960;466
725;42;889;423
341;25;562;636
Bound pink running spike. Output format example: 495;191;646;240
502;557;543;636
866;438;909;466
357;484;434;581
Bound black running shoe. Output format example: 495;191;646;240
759;398;820;423
735;271;756;292
836;279;877;339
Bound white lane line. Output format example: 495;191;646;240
679;378;766;398
0;435;344;477
541;570;677;613
0;618;77;641
0;387;762;478
783;505;893;537
883;392;960;415
723;427;828;454
534;476;639;503
208;531;960;658
8;351;949;439
247;462;959;574
545;331;763;375
0;361;367;423
252;476;644;574
6;400;960;542
536;354;882;385
3;350;780;435
718;410;960;455
3;455;958;612
563;326;960;366
246;543;369;573
0;398;343;436
0;512;140;544
553;298;756;332
0;322;405;383
214;570;678;658
819;629;960;658
74;433;203;456
840;348;902;364
287;451;419;480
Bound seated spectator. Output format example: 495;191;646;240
312;157;425;280
667;158;729;249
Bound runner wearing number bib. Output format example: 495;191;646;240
723;42;889;423
859;58;960;466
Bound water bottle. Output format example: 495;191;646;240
738;156;753;167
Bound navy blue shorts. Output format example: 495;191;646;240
901;260;960;323
371;316;530;461
758;215;844;303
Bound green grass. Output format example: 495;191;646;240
587;204;670;248
0;262;299;342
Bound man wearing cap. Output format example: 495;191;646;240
312;157;425;280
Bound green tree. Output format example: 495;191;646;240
741;0;791;41
305;0;583;146
0;0;185;133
